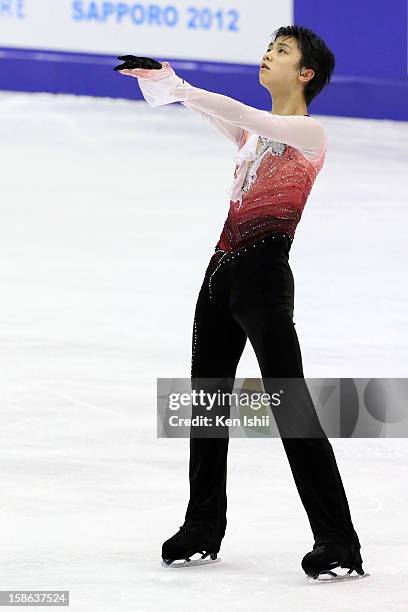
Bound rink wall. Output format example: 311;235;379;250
0;0;407;121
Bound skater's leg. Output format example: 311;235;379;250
184;260;247;547
230;238;361;554
253;315;360;550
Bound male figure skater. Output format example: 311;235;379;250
115;25;368;582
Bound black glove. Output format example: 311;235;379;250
113;55;162;71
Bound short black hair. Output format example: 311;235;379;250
270;25;335;106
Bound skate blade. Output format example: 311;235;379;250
161;554;221;568
307;570;370;584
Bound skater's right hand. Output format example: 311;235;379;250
114;56;173;80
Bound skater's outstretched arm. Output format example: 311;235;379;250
180;101;245;148
118;61;326;160
120;61;244;147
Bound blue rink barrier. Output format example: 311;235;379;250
0;46;407;121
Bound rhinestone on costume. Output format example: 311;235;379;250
216;130;325;254
216;137;324;253
191;317;199;374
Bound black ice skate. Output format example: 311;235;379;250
161;524;221;568
301;540;370;583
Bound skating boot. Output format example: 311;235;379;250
161;523;221;568
302;540;370;583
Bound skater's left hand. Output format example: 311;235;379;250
114;55;169;79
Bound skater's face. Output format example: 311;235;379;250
259;35;314;96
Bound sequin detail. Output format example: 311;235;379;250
207;232;289;299
208;250;229;299
218;131;325;252
191;316;198;376
241;136;286;194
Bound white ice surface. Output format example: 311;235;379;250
0;90;407;611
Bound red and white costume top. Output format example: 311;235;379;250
134;62;327;252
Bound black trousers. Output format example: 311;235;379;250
184;231;361;555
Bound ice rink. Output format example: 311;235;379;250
1;89;407;611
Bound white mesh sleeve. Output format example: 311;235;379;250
136;64;244;147
136;62;326;158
